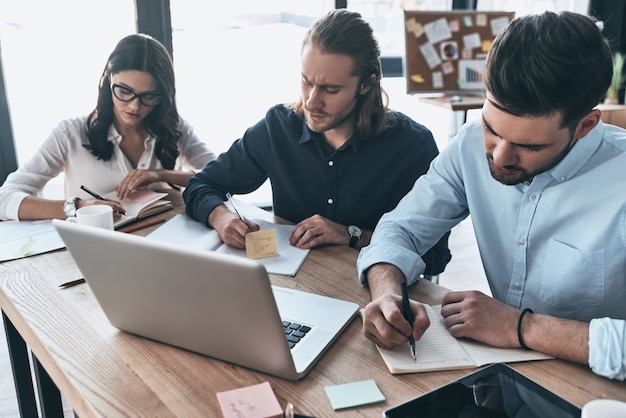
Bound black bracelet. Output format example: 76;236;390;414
517;308;534;350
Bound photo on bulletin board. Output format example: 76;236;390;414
404;10;515;94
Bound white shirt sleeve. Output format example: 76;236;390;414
589;317;626;380
176;118;217;170
0;119;73;220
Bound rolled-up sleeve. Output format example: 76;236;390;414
589;318;626;380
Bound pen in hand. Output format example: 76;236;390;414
226;192;249;230
401;280;417;362
80;185;106;201
80;185;126;215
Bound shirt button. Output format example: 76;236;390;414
528;193;536;201
513;283;521;290
328;160;334;167
560;175;566;182
518;239;525;246
327;198;334;205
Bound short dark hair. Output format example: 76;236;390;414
288;9;393;138
485;11;612;130
86;33;180;169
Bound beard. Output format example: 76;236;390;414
486;132;576;185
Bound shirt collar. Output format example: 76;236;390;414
297;119;363;151
546;120;604;182
107;124;155;146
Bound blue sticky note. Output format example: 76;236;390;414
324;379;386;410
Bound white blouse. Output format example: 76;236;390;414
0;116;216;220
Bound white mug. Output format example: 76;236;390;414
66;205;114;230
581;399;626;418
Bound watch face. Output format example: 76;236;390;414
348;225;361;237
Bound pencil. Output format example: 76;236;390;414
119;216;166;234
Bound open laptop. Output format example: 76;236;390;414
52;219;359;380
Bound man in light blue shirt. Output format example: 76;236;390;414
357;11;626;380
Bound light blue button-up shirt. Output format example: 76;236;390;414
357;119;626;379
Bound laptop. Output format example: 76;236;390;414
52;219;359;380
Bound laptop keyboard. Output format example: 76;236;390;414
282;320;311;349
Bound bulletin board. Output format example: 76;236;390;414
404;10;515;94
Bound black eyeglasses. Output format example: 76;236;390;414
110;83;163;107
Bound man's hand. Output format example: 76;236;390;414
440;290;521;348
362;293;430;349
208;205;259;248
290;214;350;249
362;264;430;348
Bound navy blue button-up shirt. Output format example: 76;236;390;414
185;104;450;275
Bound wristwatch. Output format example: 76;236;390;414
63;197;80;218
347;225;362;248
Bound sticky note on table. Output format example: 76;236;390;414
324;379;386;410
245;228;279;259
216;381;283;418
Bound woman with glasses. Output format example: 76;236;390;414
0;33;216;220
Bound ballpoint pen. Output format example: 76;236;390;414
401;280;417;362
80;185;106;201
226;192;248;226
80;185;126;215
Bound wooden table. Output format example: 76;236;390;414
2;195;625;417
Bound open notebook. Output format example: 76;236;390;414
146;214;310;276
101;189;172;229
376;304;553;374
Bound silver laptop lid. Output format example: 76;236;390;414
52;219;357;380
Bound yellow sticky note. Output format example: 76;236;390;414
405;18;424;38
482;40;492;53
245;229;279;259
410;74;425;83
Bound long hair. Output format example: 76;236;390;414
485;11;612;131
85;33;180;169
288;9;393;139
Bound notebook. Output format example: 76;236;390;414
52;219;359;380
376;304;553;374
146;214;310;276
101;189;172;229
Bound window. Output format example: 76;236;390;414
0;0;135;166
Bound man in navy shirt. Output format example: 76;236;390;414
184;9;451;275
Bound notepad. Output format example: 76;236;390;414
102;189;172;229
0;220;65;261
376;304;554;374
324;380;386;410
216;381;283;418
146;214;310;276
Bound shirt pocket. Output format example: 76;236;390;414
539;239;605;310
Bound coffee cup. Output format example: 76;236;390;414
582;399;626;418
66;205;114;230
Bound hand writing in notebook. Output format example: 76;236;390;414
361;264;430;352
209;196;259;248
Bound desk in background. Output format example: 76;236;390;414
2;195;625;417
419;94;484;141
598;103;626;129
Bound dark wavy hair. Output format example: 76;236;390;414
287;9;393;139
485;11;612;131
85;33;180;169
